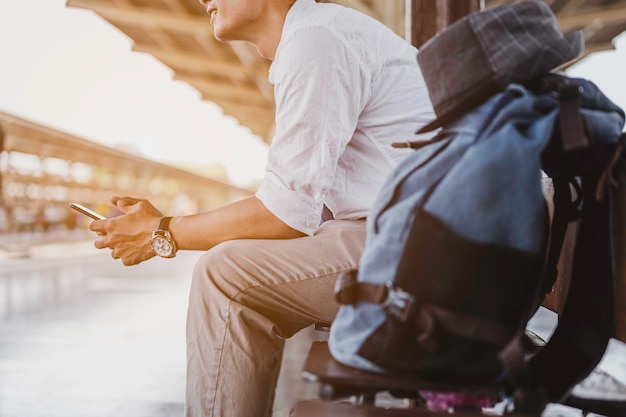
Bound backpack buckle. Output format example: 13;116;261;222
381;281;415;322
334;270;359;305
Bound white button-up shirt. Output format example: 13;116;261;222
256;0;435;235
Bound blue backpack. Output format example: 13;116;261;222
329;73;624;415
329;4;626;410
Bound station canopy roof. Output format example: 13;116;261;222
66;0;626;143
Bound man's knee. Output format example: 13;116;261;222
191;240;251;299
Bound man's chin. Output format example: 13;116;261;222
213;31;234;42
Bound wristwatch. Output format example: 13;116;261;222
150;217;177;258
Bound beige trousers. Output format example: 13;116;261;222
185;219;366;417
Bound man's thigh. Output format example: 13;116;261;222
193;219;366;336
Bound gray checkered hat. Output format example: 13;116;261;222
417;0;584;133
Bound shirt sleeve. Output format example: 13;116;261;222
256;26;370;235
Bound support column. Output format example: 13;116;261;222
410;0;480;48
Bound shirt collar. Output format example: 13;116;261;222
270;0;316;82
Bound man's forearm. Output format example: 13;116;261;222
169;196;305;251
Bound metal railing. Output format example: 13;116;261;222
0;111;253;234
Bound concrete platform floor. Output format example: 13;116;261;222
0;245;321;417
0;239;624;417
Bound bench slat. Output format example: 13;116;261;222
302;341;501;399
290;400;490;417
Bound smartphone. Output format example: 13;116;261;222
69;202;106;220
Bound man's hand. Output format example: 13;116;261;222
90;195;305;263
90;196;163;266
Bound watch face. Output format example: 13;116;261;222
152;235;174;257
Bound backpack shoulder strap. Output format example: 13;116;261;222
503;77;622;411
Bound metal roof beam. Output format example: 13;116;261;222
558;4;626;32
132;42;248;81
176;75;272;107
67;0;212;35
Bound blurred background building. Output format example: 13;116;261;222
0;111;251;242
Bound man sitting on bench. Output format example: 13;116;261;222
88;0;436;416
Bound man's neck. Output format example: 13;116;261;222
249;0;295;60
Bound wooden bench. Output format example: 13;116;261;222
301;341;500;404
295;340;626;416
294;341;522;416
290;399;519;417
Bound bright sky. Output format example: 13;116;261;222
0;1;624;188
0;0;269;188
567;32;626;113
